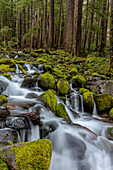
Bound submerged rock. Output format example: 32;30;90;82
4;117;29;130
38;72;55;90
95;93;113;114
57;80;69;96
0;139;52;170
41;90;57;112
0;106;10;121
21;77;36;88
0;128;18;143
83;92;94;114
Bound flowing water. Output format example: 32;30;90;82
0;65;113;170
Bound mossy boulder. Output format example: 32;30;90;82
95;93;113;114
0;73;12;80
79;88;90;95
0;95;7;105
39;72;55;90
69;68;78;76
52;68;64;78
83;92;94;114
55;103;69;120
0;64;15;72
106;127;113;140
72;75;86;88
30;52;39;58
41;90;57;112
37;58;47;64
57;80;69;96
18;64;26;74
0;139;52;170
109;108;113;118
0;153;9;170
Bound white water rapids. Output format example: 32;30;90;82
0;64;113;170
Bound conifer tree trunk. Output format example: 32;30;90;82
22;7;25;49
110;0;113;69
64;0;74;51
44;0;47;50
17;0;21;48
99;0;107;56
60;0;64;48
49;0;54;47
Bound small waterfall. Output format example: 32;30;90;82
93;100;98;116
15;64;22;74
70;93;79;112
80;95;84;113
29;120;40;141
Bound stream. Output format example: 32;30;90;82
0;63;113;170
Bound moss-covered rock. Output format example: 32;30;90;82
72;75;86;88
79;88;90;95
83;92;94;114
41;90;57;112
69;68;78;76
39;72;55;90
0;139;52;170
95;93;113;114
57;80;69;96
18;64;26;74
0;153;9;170
109;108;113;118
0;95;8;105
30;52;39;58
55;103;69;120
0;73;12;80
0;64;15;72
37;58;47;64
52;68;64;78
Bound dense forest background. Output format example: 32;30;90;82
0;0;113;63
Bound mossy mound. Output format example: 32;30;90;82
83;92;94;114
52;68;64;78
0;73;12;80
0;95;8;105
55;103;69;120
57;80;69;96
39;72;55;90
0;153;9;170
69;68;78;76
95;93;113;114
109;108;113;118
0;64;15;72
37;58;47;64
79;88;90;95
41;90;57;112
72;75;86;88
30;52;39;58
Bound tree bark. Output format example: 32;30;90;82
110;0;113;69
44;0;47;50
49;0;54;47
22;7;25;49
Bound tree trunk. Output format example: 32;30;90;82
99;0;107;56
44;0;47;50
60;0;64;48
64;0;74;51
17;0;21;48
49;0;54;47
22;7;25;49
110;0;113;69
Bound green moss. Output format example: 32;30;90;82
79;88;90;95
52;68;64;78
72;75;86;88
55;103;69;120
95;93;113;114
0;73;12;80
11;139;52;170
109;108;113;118
57;80;69;96
0;95;8;104
30;52;39;57
108;127;113;136
40;72;55;90
0;153;9;170
41;90;57;112
0;64;15;72
83;92;94;114
37;58;47;64
69;68;78;76
18;64;26;74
